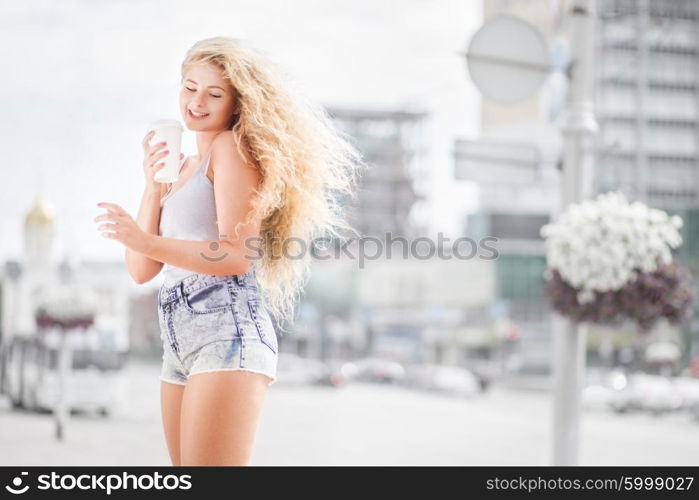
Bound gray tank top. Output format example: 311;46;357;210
159;152;219;288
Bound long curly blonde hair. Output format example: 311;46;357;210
181;36;366;334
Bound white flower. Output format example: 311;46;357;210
35;284;98;322
542;190;683;296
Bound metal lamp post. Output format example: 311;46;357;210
552;0;598;466
35;285;97;441
462;0;598;465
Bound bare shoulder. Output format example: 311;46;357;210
211;130;256;171
210;131;260;191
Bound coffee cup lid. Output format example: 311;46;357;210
149;119;183;131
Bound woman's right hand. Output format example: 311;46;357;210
142;130;184;195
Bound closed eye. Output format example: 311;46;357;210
184;87;221;98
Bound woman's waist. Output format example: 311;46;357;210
158;266;259;306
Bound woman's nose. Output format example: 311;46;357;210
189;94;205;106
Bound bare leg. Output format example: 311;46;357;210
179;371;270;466
160;380;185;466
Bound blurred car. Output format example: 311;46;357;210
465;361;499;392
610;373;683;416
690;400;699;422
276;353;342;387
427;365;481;397
405;363;481;397
671;376;699;415
582;367;625;411
337;360;360;381
352;357;406;384
315;358;348;387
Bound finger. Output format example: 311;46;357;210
148;141;168;156
97;208;119;217
95;211;125;222
97;208;118;218
96;202;123;214
98;223;118;231
142;130;155;151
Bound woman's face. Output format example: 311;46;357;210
180;62;238;131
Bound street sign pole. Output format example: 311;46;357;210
552;0;599;466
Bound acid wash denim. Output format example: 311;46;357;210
156;267;278;387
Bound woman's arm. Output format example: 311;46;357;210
139;236;253;277
124;184;166;284
139;132;262;277
99;133;260;279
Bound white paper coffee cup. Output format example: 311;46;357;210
149;120;183;183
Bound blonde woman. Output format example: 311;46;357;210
94;36;364;465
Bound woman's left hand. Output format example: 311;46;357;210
94;202;149;254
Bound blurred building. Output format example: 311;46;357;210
327;107;429;239
456;138;559;373
596;0;698;210
296;244;497;366
595;0;699;358
3;193;59;337
457;0;699;373
452;0;569;373
0;191;134;354
287;107;501;365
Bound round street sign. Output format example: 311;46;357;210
465;14;551;105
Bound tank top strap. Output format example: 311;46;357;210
162;156;187;199
200;150;213;179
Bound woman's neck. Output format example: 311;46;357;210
195;130;228;158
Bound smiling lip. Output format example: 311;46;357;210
188;109;209;119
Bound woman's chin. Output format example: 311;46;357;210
184;119;208;130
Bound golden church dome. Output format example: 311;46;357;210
25;196;54;226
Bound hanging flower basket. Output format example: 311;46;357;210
34;284;98;331
541;191;695;334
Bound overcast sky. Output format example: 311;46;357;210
0;0;483;265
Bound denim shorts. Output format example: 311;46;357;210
157;267;278;387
